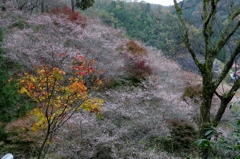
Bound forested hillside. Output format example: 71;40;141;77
83;0;183;56
0;2;201;158
0;0;240;159
83;0;240;72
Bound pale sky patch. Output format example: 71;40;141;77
144;0;182;6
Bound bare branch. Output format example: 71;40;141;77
215;21;240;55
214;42;240;88
214;90;223;100
212;78;240;126
202;0;218;60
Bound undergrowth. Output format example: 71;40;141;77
51;6;87;27
0;27;34;157
182;83;202;103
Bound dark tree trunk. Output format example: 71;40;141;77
198;70;215;159
41;0;45;13
1;0;6;11
71;0;75;12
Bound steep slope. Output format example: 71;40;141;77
82;0;183;55
0;8;201;158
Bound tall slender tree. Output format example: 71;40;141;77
173;0;240;158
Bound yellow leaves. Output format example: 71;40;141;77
81;98;104;113
19;87;27;94
52;67;65;80
37;68;45;74
30;76;36;83
31;124;40;132
19;87;30;96
38;95;46;102
89;59;95;63
19;56;104;134
30;108;46;132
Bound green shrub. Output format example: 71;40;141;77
146;136;172;152
0;28;33;123
146;119;197;156
182;83;202;103
166;119;198;153
0;83;33;122
100;78;122;89
195;106;240;158
10;20;30;29
0;58;33;122
0;125;7;141
0;28;34;157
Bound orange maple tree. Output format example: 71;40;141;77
19;54;104;159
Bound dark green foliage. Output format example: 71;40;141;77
100;79;122;89
0;125;8;141
147;119;197;155
146;136;171;151
0;59;33;123
91;144;113;159
217;49;226;63
144;119;197;156
76;0;95;10
166;119;197;153
0;28;33;123
213;107;240;158
84;0;183;56
83;0;239;64
0;136;36;159
195;106;240;158
0;28;35;157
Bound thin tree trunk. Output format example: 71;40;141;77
71;0;75;12
37;124;51;159
41;0;45;13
